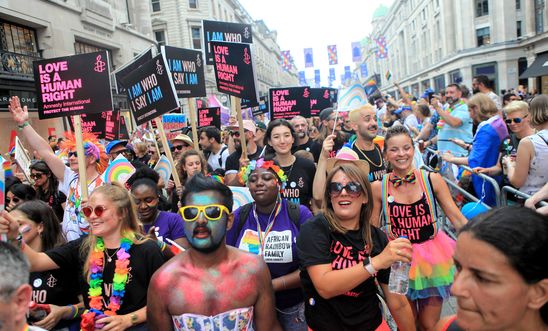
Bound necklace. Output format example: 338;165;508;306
252;198;282;255
104;247;120;263
354;141;383;168
81;237;132;331
280;156;296;180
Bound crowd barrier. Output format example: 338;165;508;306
501;185;548;208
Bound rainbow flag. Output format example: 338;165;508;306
2;160;12;179
327;45;338;65
385;70;392;81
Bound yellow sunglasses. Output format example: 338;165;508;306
179;204;230;222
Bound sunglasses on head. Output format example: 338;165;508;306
328;182;362;198
179;204;229;222
6;197;21;205
81;205;108;218
30;173;45;180
505;114;528;124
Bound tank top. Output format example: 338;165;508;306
172;307;254;331
520;130;548;196
381;169;438;243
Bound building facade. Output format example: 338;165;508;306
362;0;548;97
0;0;156;147
150;0;298;110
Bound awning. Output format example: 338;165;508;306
519;52;548;79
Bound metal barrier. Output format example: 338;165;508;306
460;165;501;207
501;185;548;207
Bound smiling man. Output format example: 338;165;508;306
147;174;282;331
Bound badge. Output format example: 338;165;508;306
387;196;394;203
309;298;315;306
33;279;42;288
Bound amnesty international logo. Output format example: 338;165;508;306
47;274;57;288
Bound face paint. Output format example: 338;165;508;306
183;191;229;253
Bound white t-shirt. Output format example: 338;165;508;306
404;114;419;132
207;144;230;171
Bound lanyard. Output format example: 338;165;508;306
252;199;282;255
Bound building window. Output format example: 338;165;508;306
476;27;491;46
472;62;497;92
151;0;161;12
434;74;445;92
0;20;39;76
191;27;201;49
189;0;197;9
74;41;113;69
516;0;521;9
535;0;544;34
449;69;463;83
517;20;522;37
475;0;489;17
154;30;166;46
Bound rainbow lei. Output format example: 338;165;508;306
238;158;287;188
81;237;133;331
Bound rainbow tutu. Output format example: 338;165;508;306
408;231;455;301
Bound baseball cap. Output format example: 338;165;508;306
106;140;128;154
319;107;335;122
255;121;267;131
173;134;193;146
394;106;412;115
421;88;434;99
227;119;256;134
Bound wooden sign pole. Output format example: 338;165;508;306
187;99;200;151
154;117;182;189
73;115;89;201
148;121;161;155
231;95;247;160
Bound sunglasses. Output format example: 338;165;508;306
148;150;156;155
133;196;158;206
328;182;362;198
81;205;108;218
505;114;528;124
110;149;128;156
6;197;21;205
30;173;45;180
179;204;229;222
171;145;187;152
230;131;240;137
68;151;77;158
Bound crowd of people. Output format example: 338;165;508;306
0;76;546;331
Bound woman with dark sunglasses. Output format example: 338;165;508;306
7;183;37;211
371;126;467;331
0;182;165;331
297;160;415;331
226;157;313;330
30;161;66;222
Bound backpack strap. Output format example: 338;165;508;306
218;146;228;168
286;200;301;230
236;203;254;235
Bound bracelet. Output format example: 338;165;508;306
17;121;30;131
66;304;76;319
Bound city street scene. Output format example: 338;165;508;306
0;0;547;330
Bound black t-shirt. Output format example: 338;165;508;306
351;142;386;182
281;157;316;208
29;268;80;328
46;237;165;316
296;214;390;331
294;139;322;162
225;148;262;173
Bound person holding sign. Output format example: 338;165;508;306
370;126;467;331
0;183;165;331
9;96;108;241
296;162;415;331
264;119;316;208
147;174;282;331
227;158;313;330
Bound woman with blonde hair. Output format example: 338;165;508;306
0;182;165;331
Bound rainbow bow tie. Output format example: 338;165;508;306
389;172;416;187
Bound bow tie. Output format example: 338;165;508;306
389;171;416;188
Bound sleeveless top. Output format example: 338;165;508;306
520;130;548;196
381;169;438;243
172;307;254;331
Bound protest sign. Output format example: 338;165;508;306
210;41;258;102
154;155;172;186
34;51;113;119
162;113;187;141
269;86;311;120
310;87;337;116
198;107;221;129
203;20;253;65
68;111;119;141
241;98;259;109
161;46;206;98
119;113;130;140
114;48;153;93
364;79;379;96
14;137;31;181
120;53;179;126
252;96;269;117
230;186;253;211
101;154;135;185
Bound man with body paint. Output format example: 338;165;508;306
147;174;282;331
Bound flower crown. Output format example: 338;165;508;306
238;158;287;189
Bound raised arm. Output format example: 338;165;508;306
8;97;66;180
312;134;335;203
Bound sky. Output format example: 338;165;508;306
237;0;394;87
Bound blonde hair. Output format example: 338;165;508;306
468;93;498;121
81;182;145;279
134;141;148;157
503;100;529;116
529;94;548;127
349;104;376;123
322;163;374;251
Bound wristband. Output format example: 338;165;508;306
363;257;378;276
17;121;30;131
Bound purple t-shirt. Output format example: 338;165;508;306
226;199;313;309
142;211;186;244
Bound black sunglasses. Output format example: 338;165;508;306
230;131;240;137
6;197;21;205
505;114;528;124
30;173;45;180
68;151;77;158
110;149;128;156
328;182;362;198
171;145;187;152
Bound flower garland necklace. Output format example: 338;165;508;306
81;237;132;331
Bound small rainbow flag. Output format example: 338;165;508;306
2;160;13;179
385;70;392;81
101;154;135;185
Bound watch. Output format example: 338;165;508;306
362;257;377;276
130;313;138;325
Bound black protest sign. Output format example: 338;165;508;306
114;48;153;93
198;107;221;129
269;87;311;120
34;51;113;119
310;87;337;116
161;46;206;98
241;97;259;109
252;96;269;117
118;113;130;140
211;41;258;102
120;53;179;126
203;20;253;65
67;111;120;141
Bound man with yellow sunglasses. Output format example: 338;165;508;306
147;174;282;331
